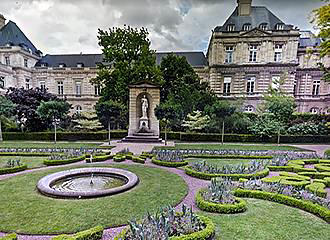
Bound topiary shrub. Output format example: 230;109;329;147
52;226;103;240
0;164;28;175
305;182;327;198
0;233;17;240
152;158;188;168
315;164;330;172
44;155;86;166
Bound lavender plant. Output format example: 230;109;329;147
122;205;205;240
202;178;236;204
5;159;21;168
156;151;184;162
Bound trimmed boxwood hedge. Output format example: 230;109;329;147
196;189;247;214
114;215;215;240
86;155;112;163
52;226;103;240
315;164;330;172
234;188;330;223
298;171;330;179
0;234;17;240
0;164;27;175
305;182;327;198
261;176;310;187
43;155;86;166
0;152;51;157
132;156;145;164
184;166;269;181
152;158;188;168
113;155;126;162
268;166;293;172
325;149;330;159
184;154;272;160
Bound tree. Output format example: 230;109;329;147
73;111;103;131
92;25;163;105
37;100;71;144
5;87;59;131
95;100;126;144
182;110;210;132
159;53;216;130
0;96;15;142
155;101;182;145
312;0;330;81
248;113;286;139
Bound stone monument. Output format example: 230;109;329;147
122;82;162;142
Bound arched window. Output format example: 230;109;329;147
244;105;254;113
76;105;82;114
310;107;319;114
226;24;236;32
259;23;268;31
242;23;251;31
275;23;284;30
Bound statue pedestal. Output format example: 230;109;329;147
139;117;149;130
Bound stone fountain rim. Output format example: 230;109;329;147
37;167;139;199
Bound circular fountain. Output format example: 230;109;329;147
37;168;139;199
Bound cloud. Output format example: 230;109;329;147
0;0;324;54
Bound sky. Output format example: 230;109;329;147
0;0;325;55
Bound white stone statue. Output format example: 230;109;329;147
141;95;148;119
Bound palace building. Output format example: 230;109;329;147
0;0;329;114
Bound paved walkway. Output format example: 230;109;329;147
288;144;329;157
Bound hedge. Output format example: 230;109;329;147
196;189;247;214
52;226;103;240
114;215;215;240
315;164;330;172
279;172;311;181
152;158;188;168
268;166;293;172
320;160;330;164
44;155;86;166
234;188;330;223
0;234;17;240
0;152;51;157
325;149;330;159
305;182;327;198
324;177;330;187
113;155;126;162
261;176;310;187
0;164;27;175
86;155;112;163
3;131;330;143
184;155;272;160
184;166;269;181
298;171;330;179
132;156;145;164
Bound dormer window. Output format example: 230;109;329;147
226;24;236;32
242;23;251;31
77;63;84;68
40;63;47;67
259;23;268;31
58;63;66;68
275;23;284;30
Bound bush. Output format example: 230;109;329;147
152;158;188;168
52;226;103;240
298;172;330;179
287;122;327;135
196;189;247;214
0;152;50;157
132;156;145;164
261;176;310;188
234;188;330;223
113;155;126;162
305;182;327;198
184;166;269;181
0;164;27;175
325;149;330;159
184;155;272;160
315;164;330;172
324;177;330;187
0;234;17;240
44;155;86;166
268;166;293;172
86;155;112;163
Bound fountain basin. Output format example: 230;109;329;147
37;168;139;199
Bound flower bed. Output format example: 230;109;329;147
52;226;103;240
43;155;86;166
0;164;28;175
184;154;272;159
0;234;17;240
114;205;215;240
0;152;51;157
234;188;330;223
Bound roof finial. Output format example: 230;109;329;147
237;0;252;16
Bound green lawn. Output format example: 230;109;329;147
186;158;262;167
0;141;103;149
163;144;311;151
201;199;330;240
0;164;187;234
0;156;46;169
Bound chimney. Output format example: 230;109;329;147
0;14;6;29
237;0;252;16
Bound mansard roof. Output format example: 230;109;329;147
0;21;41;56
215;6;289;32
36;51;208;68
298;31;322;48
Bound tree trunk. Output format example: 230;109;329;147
165;123;168;146
221;121;225;145
277;129;281;146
0;120;3;142
108;120;111;145
54;122;57;144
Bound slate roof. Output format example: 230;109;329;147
0;21;41;56
36;51;208;68
299;38;322;48
215;6;288;32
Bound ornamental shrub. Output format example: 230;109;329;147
0;233;17;240
52;226;103;240
287;122;327;135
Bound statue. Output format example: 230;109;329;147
141;95;148;119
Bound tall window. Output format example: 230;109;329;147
246;77;255;94
271;76;280;90
275;23;284;30
75;81;82;97
39;81;46;91
312;80;320;96
0;76;4;89
244;105;254;113
242;23;251;31
57;81;64;95
94;85;101;96
76;105;82;114
274;44;283;62
24;59;28;68
225;46;234;63
249;45;258;62
223;77;231;95
293;80;297;95
5;56;10;65
226;24;235;31
259;23;268;31
25;79;30;89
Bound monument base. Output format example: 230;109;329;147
122;132;162;143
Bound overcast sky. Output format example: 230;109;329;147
1;0;325;54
